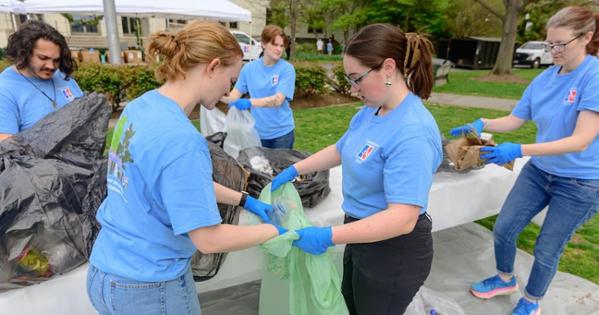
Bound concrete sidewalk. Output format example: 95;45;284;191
428;92;518;111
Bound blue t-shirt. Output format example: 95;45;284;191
235;58;296;139
90;90;222;282
0;66;83;134
512;55;599;179
336;93;442;218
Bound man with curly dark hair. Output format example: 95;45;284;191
0;20;83;141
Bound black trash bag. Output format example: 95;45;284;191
191;141;248;281
204;131;227;149
0;93;110;292
237;147;330;208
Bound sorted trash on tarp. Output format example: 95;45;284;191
444;132;514;172
237;147;330;208
0;93;110;292
190;141;249;281
251;183;348;315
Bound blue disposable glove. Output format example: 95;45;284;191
450;119;484;137
292;226;334;255
480;142;522;165
273;224;288;235
229;98;252;110
271;165;298;192
244;196;272;223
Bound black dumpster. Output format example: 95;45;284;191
437;37;501;69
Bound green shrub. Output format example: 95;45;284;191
0;58;10;71
295;42;317;54
120;65;160;100
73;63;125;111
333;64;351;95
294;63;327;97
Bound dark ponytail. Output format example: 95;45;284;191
344;23;435;99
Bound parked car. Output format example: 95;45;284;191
230;30;262;61
513;41;553;68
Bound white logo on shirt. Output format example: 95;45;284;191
271;75;279;86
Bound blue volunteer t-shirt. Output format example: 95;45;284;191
336;93;442;219
90;90;222;282
512;55;599;179
0;66;83;134
235;58;296;139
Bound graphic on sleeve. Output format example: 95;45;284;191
107;115;135;201
563;88;578;105
356;142;378;163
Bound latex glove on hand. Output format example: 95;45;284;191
292;226;334;255
480;142;522;165
271;165;298;192
273;225;288;235
449;119;484;137
244;196;272;223
229;98;252;110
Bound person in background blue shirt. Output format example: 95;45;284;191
271;24;442;315
222;25;296;149
451;6;599;315
0;20;83;141
87;21;285;315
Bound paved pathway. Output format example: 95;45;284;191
428;92;517;111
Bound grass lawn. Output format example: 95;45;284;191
433;68;544;100
105;101;598;285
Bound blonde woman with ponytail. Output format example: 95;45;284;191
271;23;442;314
86;21;284;315
452;6;599;315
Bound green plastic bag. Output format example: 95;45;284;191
253;183;348;315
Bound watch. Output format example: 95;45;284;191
238;191;249;207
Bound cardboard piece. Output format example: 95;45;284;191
80;50;100;64
445;133;514;171
124;50;143;65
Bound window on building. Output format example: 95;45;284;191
229;22;238;29
70;15;99;34
122;16;140;35
308;25;323;34
166;19;187;28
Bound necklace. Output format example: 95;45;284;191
18;69;58;109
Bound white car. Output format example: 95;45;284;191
230;30;262;61
513;41;553;68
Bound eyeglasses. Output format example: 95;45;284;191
344;62;383;87
542;34;583;53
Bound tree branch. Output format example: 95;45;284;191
473;0;504;21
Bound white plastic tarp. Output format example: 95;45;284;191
0;0;26;13
22;0;251;21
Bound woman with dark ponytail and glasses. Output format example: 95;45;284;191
271;23;442;314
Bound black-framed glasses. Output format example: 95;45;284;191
542;34;583;53
344;62;383;87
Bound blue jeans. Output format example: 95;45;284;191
493;161;599;300
261;130;294;149
87;264;201;315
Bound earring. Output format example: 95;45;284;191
385;79;392;87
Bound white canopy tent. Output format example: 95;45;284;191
0;0;26;30
23;0;251;21
21;0;252;63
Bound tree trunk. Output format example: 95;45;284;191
492;0;523;75
289;0;298;60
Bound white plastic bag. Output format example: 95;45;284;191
223;107;261;158
200;106;226;137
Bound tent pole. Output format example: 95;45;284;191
103;0;122;64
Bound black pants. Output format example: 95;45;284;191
341;214;433;315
